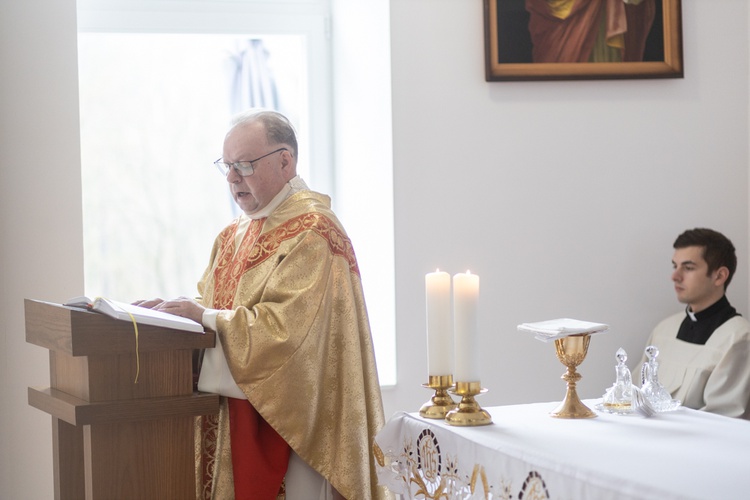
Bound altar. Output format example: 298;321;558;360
374;400;750;499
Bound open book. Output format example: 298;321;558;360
64;296;204;333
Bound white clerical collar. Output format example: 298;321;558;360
245;175;309;220
686;307;697;322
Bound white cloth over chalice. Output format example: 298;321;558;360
517;318;609;342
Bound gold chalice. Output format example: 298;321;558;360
550;334;596;419
419;375;458;419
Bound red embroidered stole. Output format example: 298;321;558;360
205;218;290;499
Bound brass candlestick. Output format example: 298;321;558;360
445;381;492;426
550;333;596;419
419;375;458;419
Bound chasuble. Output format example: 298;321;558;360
194;189;388;499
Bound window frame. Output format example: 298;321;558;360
76;0;398;387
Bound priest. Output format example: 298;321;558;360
137;109;389;499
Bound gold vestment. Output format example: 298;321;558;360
195;190;388;499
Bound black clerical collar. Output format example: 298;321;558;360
677;295;739;345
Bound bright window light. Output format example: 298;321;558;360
76;0;395;386
78;33;307;299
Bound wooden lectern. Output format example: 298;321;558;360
25;299;220;500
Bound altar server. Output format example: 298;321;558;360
637;228;750;419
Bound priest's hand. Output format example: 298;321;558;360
151;296;206;325
132;298;165;309
133;296;206;325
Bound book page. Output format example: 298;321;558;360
89;297;205;333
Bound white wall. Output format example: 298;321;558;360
382;0;750;417
1;0;749;498
0;1;84;498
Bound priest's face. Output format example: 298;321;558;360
222;121;294;215
671;246;725;313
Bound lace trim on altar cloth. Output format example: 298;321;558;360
374;430;551;500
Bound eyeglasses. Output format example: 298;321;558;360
213;147;288;177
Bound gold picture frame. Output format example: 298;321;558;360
483;0;683;81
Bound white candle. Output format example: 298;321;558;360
425;270;452;376
453;270;480;382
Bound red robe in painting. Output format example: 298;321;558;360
525;0;656;63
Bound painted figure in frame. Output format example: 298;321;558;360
525;0;657;62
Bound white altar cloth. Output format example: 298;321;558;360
374;400;750;499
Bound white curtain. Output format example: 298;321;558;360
225;38;280;215
228;38;279;114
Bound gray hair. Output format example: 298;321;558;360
231;109;298;160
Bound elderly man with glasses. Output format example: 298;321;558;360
138;109;388;500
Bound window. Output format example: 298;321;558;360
77;0;396;385
78;33;308;298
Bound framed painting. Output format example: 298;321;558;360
483;0;683;81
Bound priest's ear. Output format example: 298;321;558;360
280;147;296;175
